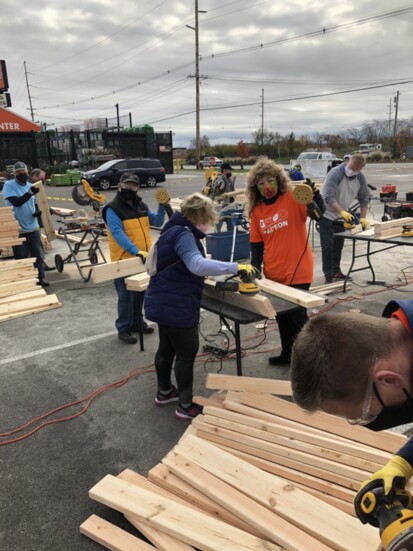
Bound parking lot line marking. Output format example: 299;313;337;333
0;330;117;366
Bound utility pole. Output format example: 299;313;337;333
115;103;120;131
260;88;264;150
24;61;34;122
392;91;400;158
388;97;392;139
187;2;206;170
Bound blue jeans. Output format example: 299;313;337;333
114;277;142;333
318;217;344;279
12;230;45;280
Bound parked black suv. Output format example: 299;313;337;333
82;158;166;190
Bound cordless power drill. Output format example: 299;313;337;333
356;482;413;551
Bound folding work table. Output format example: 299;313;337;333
335;230;413;292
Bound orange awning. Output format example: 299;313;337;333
0;108;41;132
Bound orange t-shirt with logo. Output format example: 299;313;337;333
250;191;314;285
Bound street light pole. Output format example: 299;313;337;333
195;0;200;169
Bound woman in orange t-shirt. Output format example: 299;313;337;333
247;157;324;366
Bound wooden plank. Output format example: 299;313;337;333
0;295;60;316
0;302;61;322
206;374;292;395
203;279;276;318
80;515;156;551
164;453;333;551
125;272;150;292
148;464;264;539
199;413;383;471
202;405;390;465
92;258;146;284
0;258;36;270
0;289;46;305
192;417;371;483
175;435;378;551
89;474;284;551
50;207;76;216
126;514;195;551
32;181;56;241
222;396;393;458
193;428;362;491
374;216;413;236
208;441;356;503
258;278;326;308
238;392;406;453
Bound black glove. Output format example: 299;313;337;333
136;251;148;263
164;203;174;218
30;186;40;195
33;210;42;218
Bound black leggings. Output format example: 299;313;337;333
155;324;199;405
276;282;310;360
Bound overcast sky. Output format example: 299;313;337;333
3;0;413;147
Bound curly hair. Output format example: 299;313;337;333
245;157;291;216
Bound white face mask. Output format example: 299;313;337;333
345;166;359;178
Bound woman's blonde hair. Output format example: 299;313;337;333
245;157;291;216
181;192;217;226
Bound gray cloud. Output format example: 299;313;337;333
2;0;412;146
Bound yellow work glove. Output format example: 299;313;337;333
237;264;261;280
136;251;148;263
339;210;355;223
354;455;413;524
359;217;369;230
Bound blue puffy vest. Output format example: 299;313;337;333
144;212;206;327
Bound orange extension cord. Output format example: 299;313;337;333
2;278;411;447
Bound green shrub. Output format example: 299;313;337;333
367;151;384;162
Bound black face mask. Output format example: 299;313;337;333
227;172;232;178
16;174;28;185
119;189;137;201
365;388;413;431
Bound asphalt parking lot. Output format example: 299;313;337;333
1;163;413;550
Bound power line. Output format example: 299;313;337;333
138;78;413;125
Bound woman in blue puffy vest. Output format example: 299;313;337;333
145;193;254;420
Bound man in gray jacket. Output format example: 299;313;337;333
319;153;370;283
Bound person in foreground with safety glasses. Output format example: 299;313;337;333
290;299;413;524
102;172;166;344
246;156;324;366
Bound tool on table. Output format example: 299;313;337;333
155;188;173;218
215;265;261;296
401;224;413;237
292;182;323;221
357;483;413;551
71;179;107;216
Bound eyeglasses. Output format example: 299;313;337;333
347;357;381;426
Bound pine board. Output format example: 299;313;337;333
175;435;378;551
258;278;326;308
80;515;156;551
91;258;146;283
206;374;292;395
164;453;332;551
89;474;283;551
32;181;56;241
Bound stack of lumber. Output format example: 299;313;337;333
81;374;404;550
373;216;413;239
0;258;61;321
0;206;25;248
